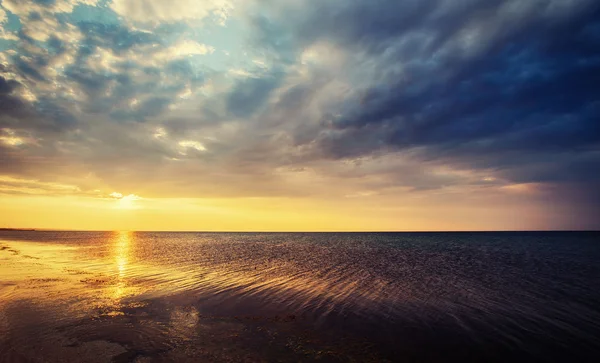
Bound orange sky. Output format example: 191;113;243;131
0;181;574;231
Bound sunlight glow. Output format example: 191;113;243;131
112;231;132;301
110;192;142;209
0;128;25;146
178;140;206;153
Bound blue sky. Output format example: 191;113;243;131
0;0;599;230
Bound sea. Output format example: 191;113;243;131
1;231;599;362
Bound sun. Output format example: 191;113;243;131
110;192;142;209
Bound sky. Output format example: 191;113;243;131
0;0;598;231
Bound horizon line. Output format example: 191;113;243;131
1;228;598;233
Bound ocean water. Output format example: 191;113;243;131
1;231;599;362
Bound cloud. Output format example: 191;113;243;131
76;20;161;55
226;70;284;117
226;0;599;226
0;75;29;116
248;1;600;182
110;0;233;25
0;175;84;196
152;40;215;60
2;0;77;17
110;96;173;121
178;140;206;153
109;191;123;198
0;7;7;24
0;74;77;133
0;128;25;146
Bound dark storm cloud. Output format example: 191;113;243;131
45;35;66;55
234;0;600;226
0;76;30;120
253;1;600;182
33;97;78;128
63;65;112;97
14;56;47;82
0;76;77;132
0;76;19;94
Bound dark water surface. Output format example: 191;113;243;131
1;231;599;362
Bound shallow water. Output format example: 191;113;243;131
1;231;599;362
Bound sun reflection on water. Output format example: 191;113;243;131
112;231;132;301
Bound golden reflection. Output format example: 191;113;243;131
112;231;132;301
